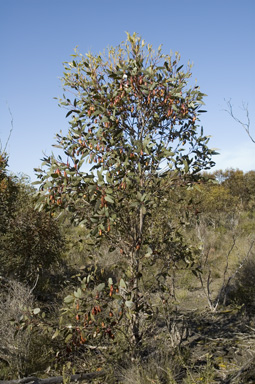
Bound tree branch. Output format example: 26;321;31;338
224;99;255;144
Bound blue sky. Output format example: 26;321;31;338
1;0;255;181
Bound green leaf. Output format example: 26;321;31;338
193;184;201;191
74;288;82;298
65;334;72;343
137;192;142;201
64;295;74;304
52;329;59;339
33;308;41;315
183;159;189;173
96;283;105;292
66;110;73;118
105;195;114;204
105;188;113;194
97;170;104;182
119;279;126;289
145;246;153;258
125;300;134;308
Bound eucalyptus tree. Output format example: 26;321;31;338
36;33;215;358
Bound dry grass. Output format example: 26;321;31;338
0;278;34;377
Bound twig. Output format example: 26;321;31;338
3;103;14;152
224;99;255;144
29;274;39;294
222;357;254;384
